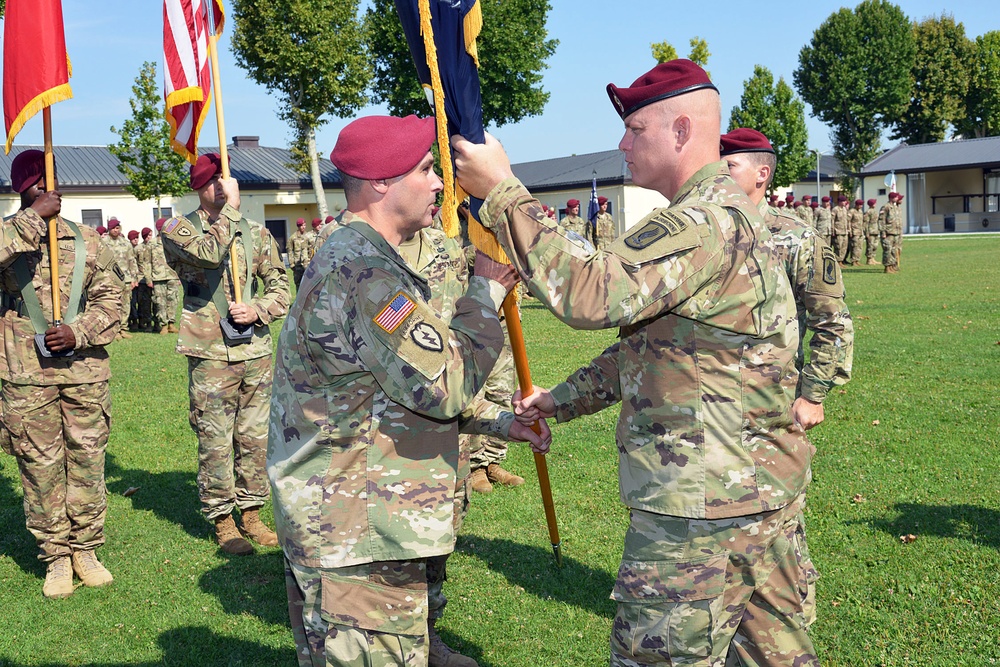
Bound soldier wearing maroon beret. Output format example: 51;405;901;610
159;152;290;556
864;199;880;264
831;194;851;262
287;217;310;288
269;114;542;667
845;198;865;265
561;197;587;240
453;60;820;665
593;195;616;250
815;195;833;245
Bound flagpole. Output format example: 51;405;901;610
205;4;241;306
42;106;63;326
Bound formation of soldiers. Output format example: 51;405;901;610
286;216;333;288
557;196;619;250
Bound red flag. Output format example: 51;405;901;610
163;0;224;164
3;0;74;154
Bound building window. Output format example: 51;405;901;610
81;209;102;228
153;206;172;221
878;188;886;196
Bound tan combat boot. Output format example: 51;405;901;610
428;619;479;667
42;556;74;599
468;467;492;494
168;323;179;334
159;325;169;334
120;331;132;340
486;463;524;488
72;550;113;587
240;508;279;547
215;514;254;555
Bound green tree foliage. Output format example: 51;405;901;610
794;0;915;188
687;37;710;76
650;37;710;76
892;14;972;144
650;40;677;64
955;31;1000;138
230;0;370;218
365;0;557;128
729;66;811;190
108;61;190;214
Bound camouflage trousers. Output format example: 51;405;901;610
286;558;430;667
865;234;880;263
847;232;864;265
610;494;819;667
468;335;515;469
427;474;470;621
831;234;849;263
119;283;133;332
187;355;272;521
2;381;110;562
882;234;901;268
153;279;180;326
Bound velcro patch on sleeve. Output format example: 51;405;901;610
373;292;417;333
806;242;844;297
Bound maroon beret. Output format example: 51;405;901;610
107;218;121;230
312;218;322;228
769;194;778;201
720;128;775;157
838;195;848;202
296;218;305;226
776;201;785;208
855;199;863;206
867;198;877;206
785;194;795;202
821;196;830;203
597;196;608;205
10;149;46;193
331;115;435;179
141;227;153;239
793;202;801;208
155;218;167;232
566;199;580;208
810;202;819;209
324;215;335;223
802;194;812;201
127;230;139;240
96;226;107;235
607;59;717;119
190;153;228;190
896;194;904;200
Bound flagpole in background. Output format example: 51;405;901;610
42;107;64;329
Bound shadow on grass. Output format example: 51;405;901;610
0;458;44;578
0;625;295;666
104;452;207;540
198;549;289;628
866;502;1000;549
458;535;617;619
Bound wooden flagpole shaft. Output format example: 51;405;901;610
502;291;562;567
206;8;241;305
43;107;62;324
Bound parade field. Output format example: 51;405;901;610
0;235;998;667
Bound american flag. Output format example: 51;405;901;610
163;0;224;163
374;294;416;333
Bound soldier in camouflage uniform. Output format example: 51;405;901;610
800;195;814;227
880;192;904;273
1;150;123;598
104;218;137;340
268;115;548;667
864;198;880;265
560;198;587;240
139;218;181;333
454;61;820;666
127;230;142;330
305;218;321;261
287;218;310;288
161;153;290;555
592;196;617;251
815;196;832;246
135;228;156;331
830;195;850;262
847;199;865;266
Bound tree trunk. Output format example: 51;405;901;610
307;125;328;219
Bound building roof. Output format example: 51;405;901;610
0;140;340;192
861;136;1000;175
805;154;841;181
511;149;629;191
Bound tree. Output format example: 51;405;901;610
892;14;972;144
794;0;915;188
109;61;190;216
365;0;556;128
729;66;811;191
687;37;710;75
955;31;1000;138
230;0;370;219
650;36;711;75
650;40;677;64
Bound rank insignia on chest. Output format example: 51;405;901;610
410;321;444;351
374;292;416;333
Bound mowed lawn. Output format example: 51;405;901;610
0;235;998;667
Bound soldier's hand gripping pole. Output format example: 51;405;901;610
37;107;72;358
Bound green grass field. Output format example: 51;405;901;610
1;235;998;666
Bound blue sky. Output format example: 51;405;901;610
3;1;999;164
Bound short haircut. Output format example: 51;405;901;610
339;171;364;200
745;151;777;189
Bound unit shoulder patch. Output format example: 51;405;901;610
805;243;844;297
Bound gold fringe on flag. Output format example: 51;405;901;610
463;0;482;67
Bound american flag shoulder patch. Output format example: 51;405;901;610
374;292;417;333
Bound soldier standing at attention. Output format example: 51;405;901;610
127;230;142;331
847;199;865;266
560;198;587;240
830;195;850;262
815;195;833;246
136;228;156;331
453;59;820;666
267;114;548;667
1;150;123;598
880;192;904;273
592;196;616;250
801;194;814;227
287;218;309;288
103;218;138;340
864;198;880;265
306;217;321;261
161;153;290;555
141;219;181;333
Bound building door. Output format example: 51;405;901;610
265;219;288;265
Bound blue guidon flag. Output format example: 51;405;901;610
395;0;484;237
587;173;599;231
